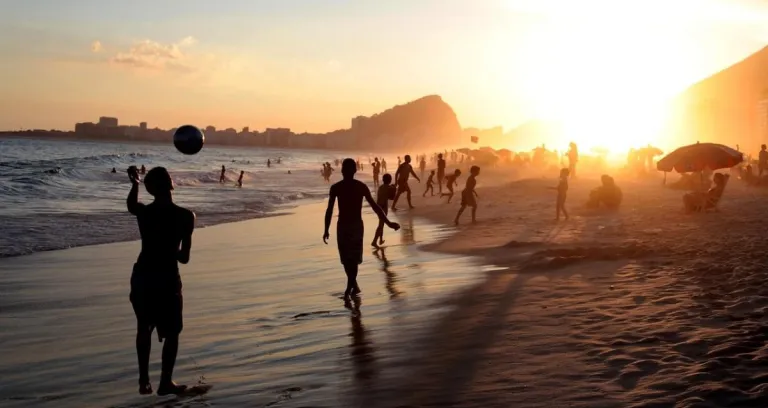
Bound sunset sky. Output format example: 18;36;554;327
2;0;768;149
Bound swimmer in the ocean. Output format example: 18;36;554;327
237;171;244;188
219;165;226;183
323;159;399;298
267;159;271;168
140;165;146;175
112;167;117;173
127;166;195;396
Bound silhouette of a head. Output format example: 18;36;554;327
560;168;570;178
404;155;411;163
430;170;435;174
438;153;443;159
382;173;392;184
454;169;462;175
342;158;357;177
762;144;766;150
144;167;173;197
470;165;480;176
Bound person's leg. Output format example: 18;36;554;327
423;184;428;197
447;187;454;203
157;293;187;396
562;202;569;220
136;324;153;394
556;201;561;220
343;263;360;296
372;220;384;246
391;186;402;210
406;185;414;208
471;204;477;223
454;204;465;224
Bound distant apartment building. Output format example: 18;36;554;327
140;122;147;131
98;117;118;127
75;122;98;136
242;126;249;133
265;128;292;146
205;126;216;134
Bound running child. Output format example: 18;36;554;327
454;166;479;225
423;170;435;197
441;169;461;203
372;173;395;247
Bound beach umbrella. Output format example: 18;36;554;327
656;142;742;185
457;148;472;155
656;142;742;173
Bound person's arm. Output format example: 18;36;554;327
410;167;421;182
323;186;337;244
394;167;401;182
178;211;195;264
126;168;144;215
363;186;400;230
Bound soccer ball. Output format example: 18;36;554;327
173;125;205;155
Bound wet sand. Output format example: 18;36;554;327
361;170;768;407
0;201;485;408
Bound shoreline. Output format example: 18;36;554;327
0;200;486;408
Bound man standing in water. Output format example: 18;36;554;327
436;153;446;194
323;159;399;298
391;154;420;211
127;166;195;396
219;165;226;183
372;157;381;188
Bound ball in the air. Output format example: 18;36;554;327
388;185;397;199
173;125;205;155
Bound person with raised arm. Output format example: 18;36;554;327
126;166;195;396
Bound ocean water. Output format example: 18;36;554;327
0;202;486;407
0;138;357;257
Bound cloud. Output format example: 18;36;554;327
107;37;199;72
91;40;103;53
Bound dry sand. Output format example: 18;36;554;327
362;168;768;408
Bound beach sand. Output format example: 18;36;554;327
6;168;768;407
359;169;768;407
0;201;485;408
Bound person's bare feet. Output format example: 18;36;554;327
157;381;187;396
371;240;379;247
139;383;153;395
351;287;362;296
409;205;415;209
379;239;385;245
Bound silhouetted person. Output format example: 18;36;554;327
567;142;579;179
127;166;195;396
436;153;446;193
237;171;244;188
267;159;271;168
381;158;387;172
324;159;399;298
454;166;479;224
372;173;394;247
140;165;146;175
372;157;381;188
111;167;117;173
441;169;461;203
423;170;435;197
550;168;570;220
419;156;427;179
219;165;226;183
391;155;420;211
397;156;401;167
759;144;767;177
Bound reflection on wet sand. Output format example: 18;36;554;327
344;296;377;396
399;214;416;246
374;248;402;299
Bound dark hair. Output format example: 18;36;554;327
470;165;480;174
430;169;435;174
438;153;443;159
341;158;357;177
404;154;411;161
144;167;173;196
382;173;392;184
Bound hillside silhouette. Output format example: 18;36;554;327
348;95;463;150
675;45;768;151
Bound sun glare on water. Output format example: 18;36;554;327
505;1;702;154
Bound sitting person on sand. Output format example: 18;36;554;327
586;175;623;209
683;172;729;213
